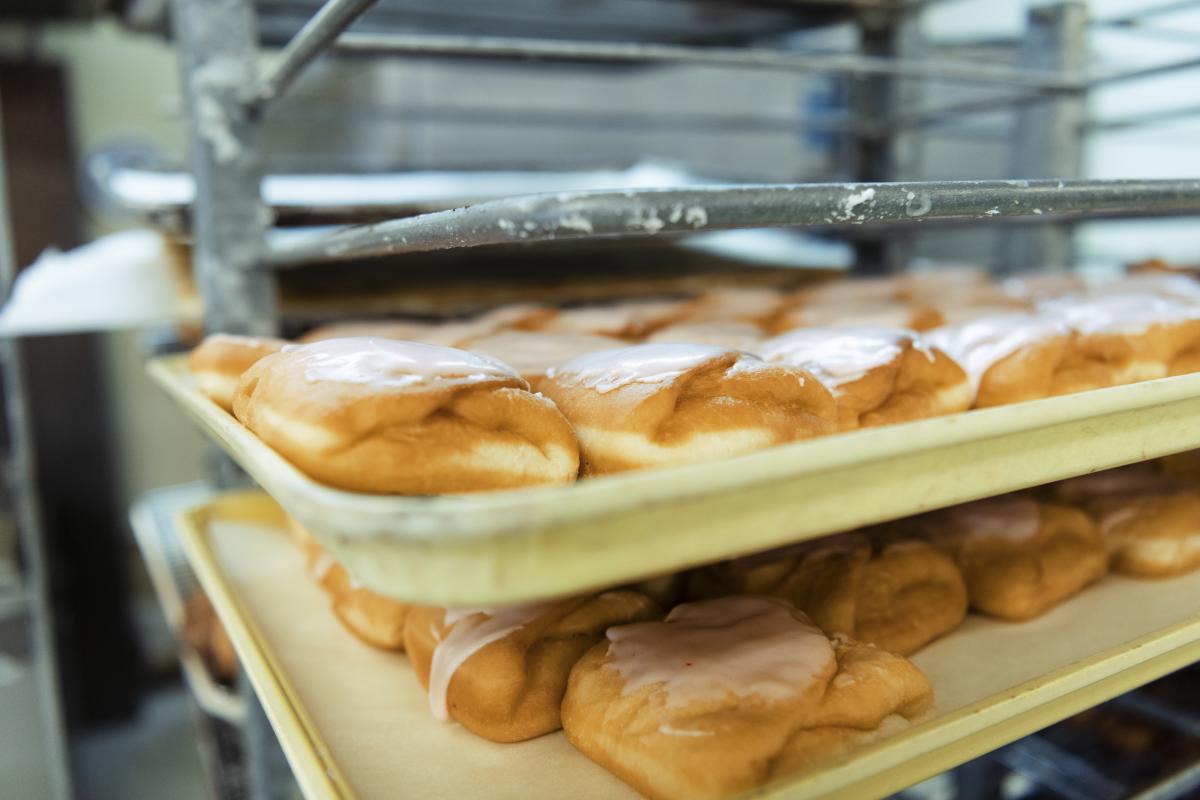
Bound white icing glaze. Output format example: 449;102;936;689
759;327;922;389
545;299;683;334
547;343;753;393
1040;293;1200;336
427;603;554;721
605;596;833;708
1125;533;1200;565
282;337;520;391
1092;274;1200;302
925;313;1069;395
929;495;1041;544
458;331;620;377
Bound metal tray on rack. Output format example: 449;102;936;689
178;491;1200;800
129;483;246;723
149;353;1200;605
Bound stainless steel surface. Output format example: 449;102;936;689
1003;2;1087;273
262;178;1200;266
251;0;379;112
334;32;1084;89
0;95;72;800
171;0;277;336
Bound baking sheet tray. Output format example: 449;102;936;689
129;482;245;723
179;491;1200;800
149;352;1200;604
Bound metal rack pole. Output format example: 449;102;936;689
850;5;923;274
1002;1;1088;273
170;0;277;337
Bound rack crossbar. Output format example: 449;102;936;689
262;178;1200;267
251;0;379;112
334;32;1083;90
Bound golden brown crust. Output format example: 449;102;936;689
681;288;785;325
1052;472;1200;577
537;299;690;339
453;330;623;392
760;328;971;431
187;333;287;411
646;321;766;352
183;591;238;683
921;500;1108;621
561;599;933;800
539;345;837;475
404;592;661;742
770;301;943;335
232;339;581;493
689;535;966;654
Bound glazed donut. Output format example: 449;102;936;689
690;532;967;655
297;320;459;346
794;276;902;308
772;300;943;335
915;495;1107;621
233;338;580;493
404;591;660;742
646;321;765;353
298;304;556;347
453;330;623;393
188;333;286;411
539;343;837;475
759;326;971;430
681;287;785;325
307;543;411;650
925;312;1129;407
1054;467;1200;577
561;596;934;800
537;298;690;339
1042;294;1200;381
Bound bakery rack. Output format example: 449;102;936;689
142;0;1200;798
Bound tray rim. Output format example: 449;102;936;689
128;483;247;723
176;489;1200;800
176;492;354;800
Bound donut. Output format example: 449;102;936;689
646;321;765;353
772;300;943;334
1042;293;1200;381
1054;467;1200;577
914;495;1107;620
187;333;286;411
232;338;580;493
453;330;623;393
539;343;837;475
561;596;934;800
759;326;971;429
537;298;690;339
925;312;1129;407
298;304;556;347
690;532;967;655
681;287;785;325
403;591;660;742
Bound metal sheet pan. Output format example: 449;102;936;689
149;353;1200;605
178;491;1200;800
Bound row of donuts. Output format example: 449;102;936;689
283;452;1200;800
187;269;1200;493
